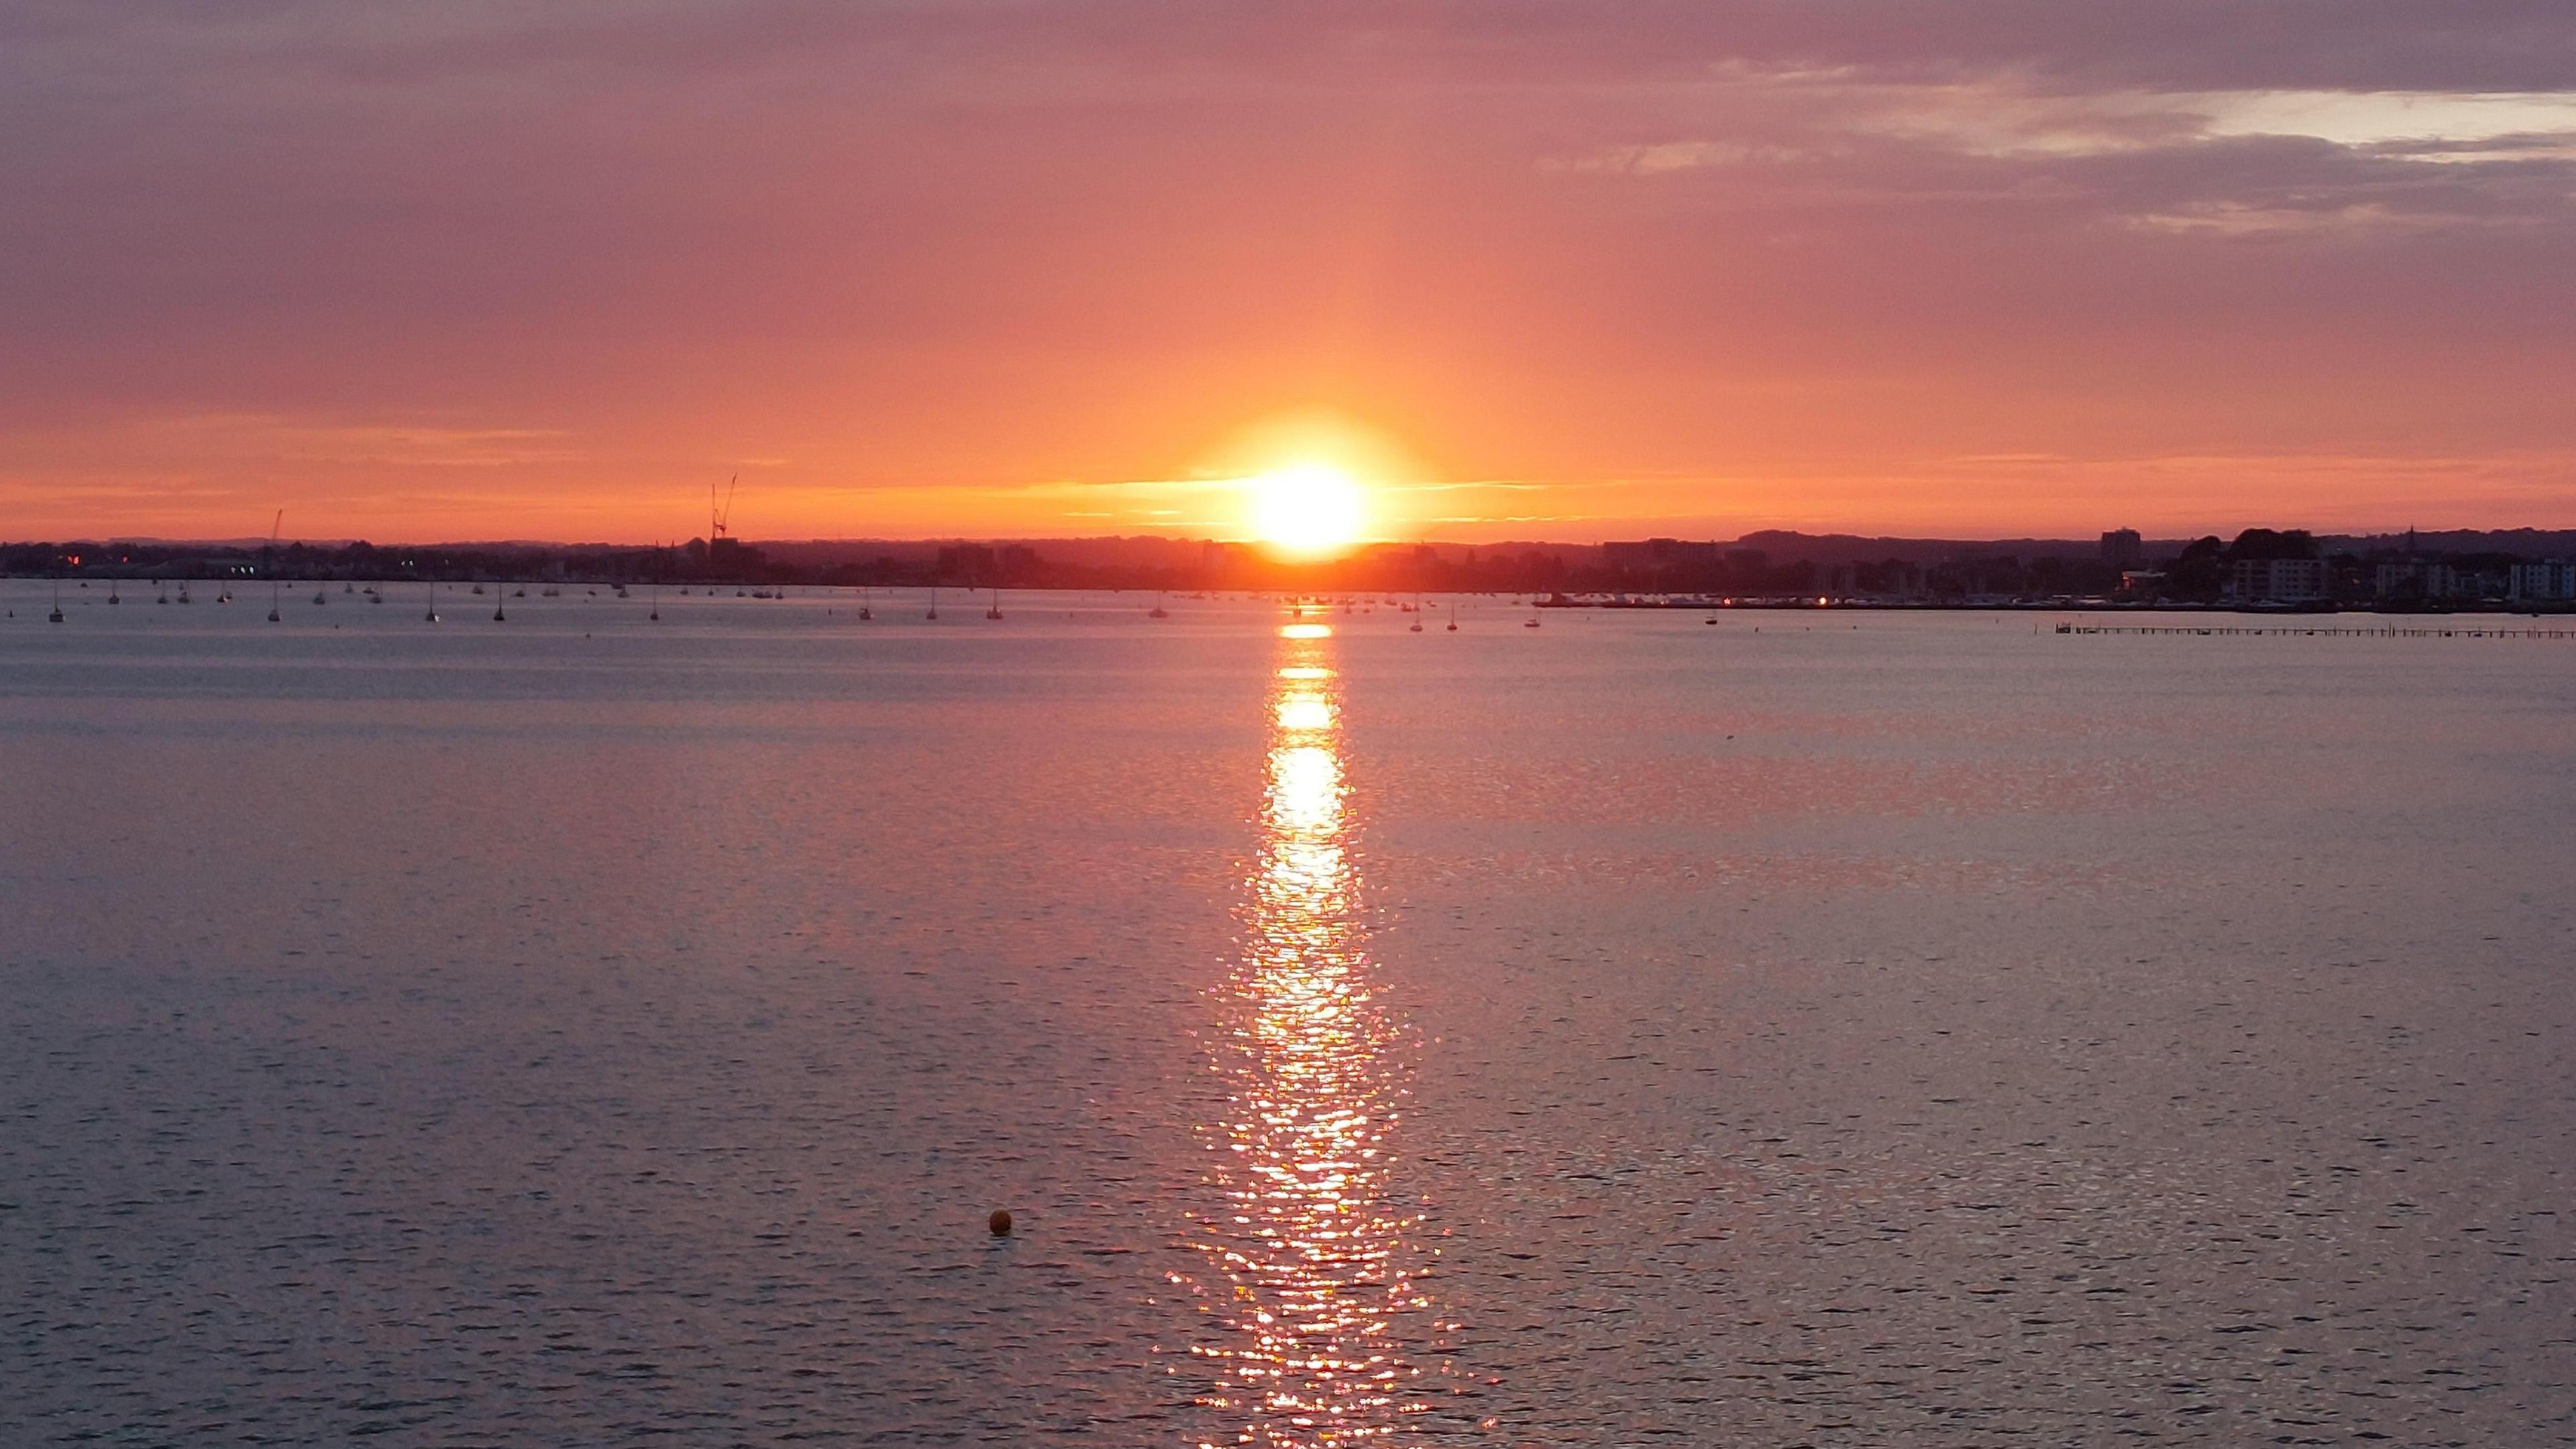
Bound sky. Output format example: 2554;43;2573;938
4;1;2574;544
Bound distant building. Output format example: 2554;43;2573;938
2510;560;2576;603
935;543;998;582
2229;557;2329;603
2100;529;2143;568
2378;559;2510;602
683;534;754;580
1603;538;1719;571
2376;560;2440;599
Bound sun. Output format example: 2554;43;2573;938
1247;462;1368;557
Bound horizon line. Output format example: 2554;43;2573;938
7;522;2569;552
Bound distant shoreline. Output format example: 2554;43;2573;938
1526;594;2576;616
10;576;2571;619
9;523;2573;610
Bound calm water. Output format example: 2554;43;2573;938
5;581;2575;1446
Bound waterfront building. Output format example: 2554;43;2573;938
2376;560;2455;600
2376;559;2516;602
2229;557;2330;604
2510;560;2576;603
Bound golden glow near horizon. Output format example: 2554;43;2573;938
1246;462;1370;557
1174;632;1482;1444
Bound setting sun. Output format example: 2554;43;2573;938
1247;463;1368;557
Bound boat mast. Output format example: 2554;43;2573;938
266;509;284;622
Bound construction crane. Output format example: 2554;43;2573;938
712;475;737;545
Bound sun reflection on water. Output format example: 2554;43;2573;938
1176;629;1481;1446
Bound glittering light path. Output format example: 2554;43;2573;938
1175;626;1472;1446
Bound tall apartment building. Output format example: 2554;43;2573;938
2510;560;2576;602
2229;557;2330;603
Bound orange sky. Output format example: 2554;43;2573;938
3;5;2573;543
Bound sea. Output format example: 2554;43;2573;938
5;578;2574;1446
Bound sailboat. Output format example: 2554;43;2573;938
424;582;439;623
108;581;121;604
985;588;1004;621
1148;590;1168;619
177;582;191;604
1409;590;1424;632
1446;603;1458;632
926;585;939;621
263;509;284;621
48;576;64;624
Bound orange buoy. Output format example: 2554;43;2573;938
988;1209;1014;1237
